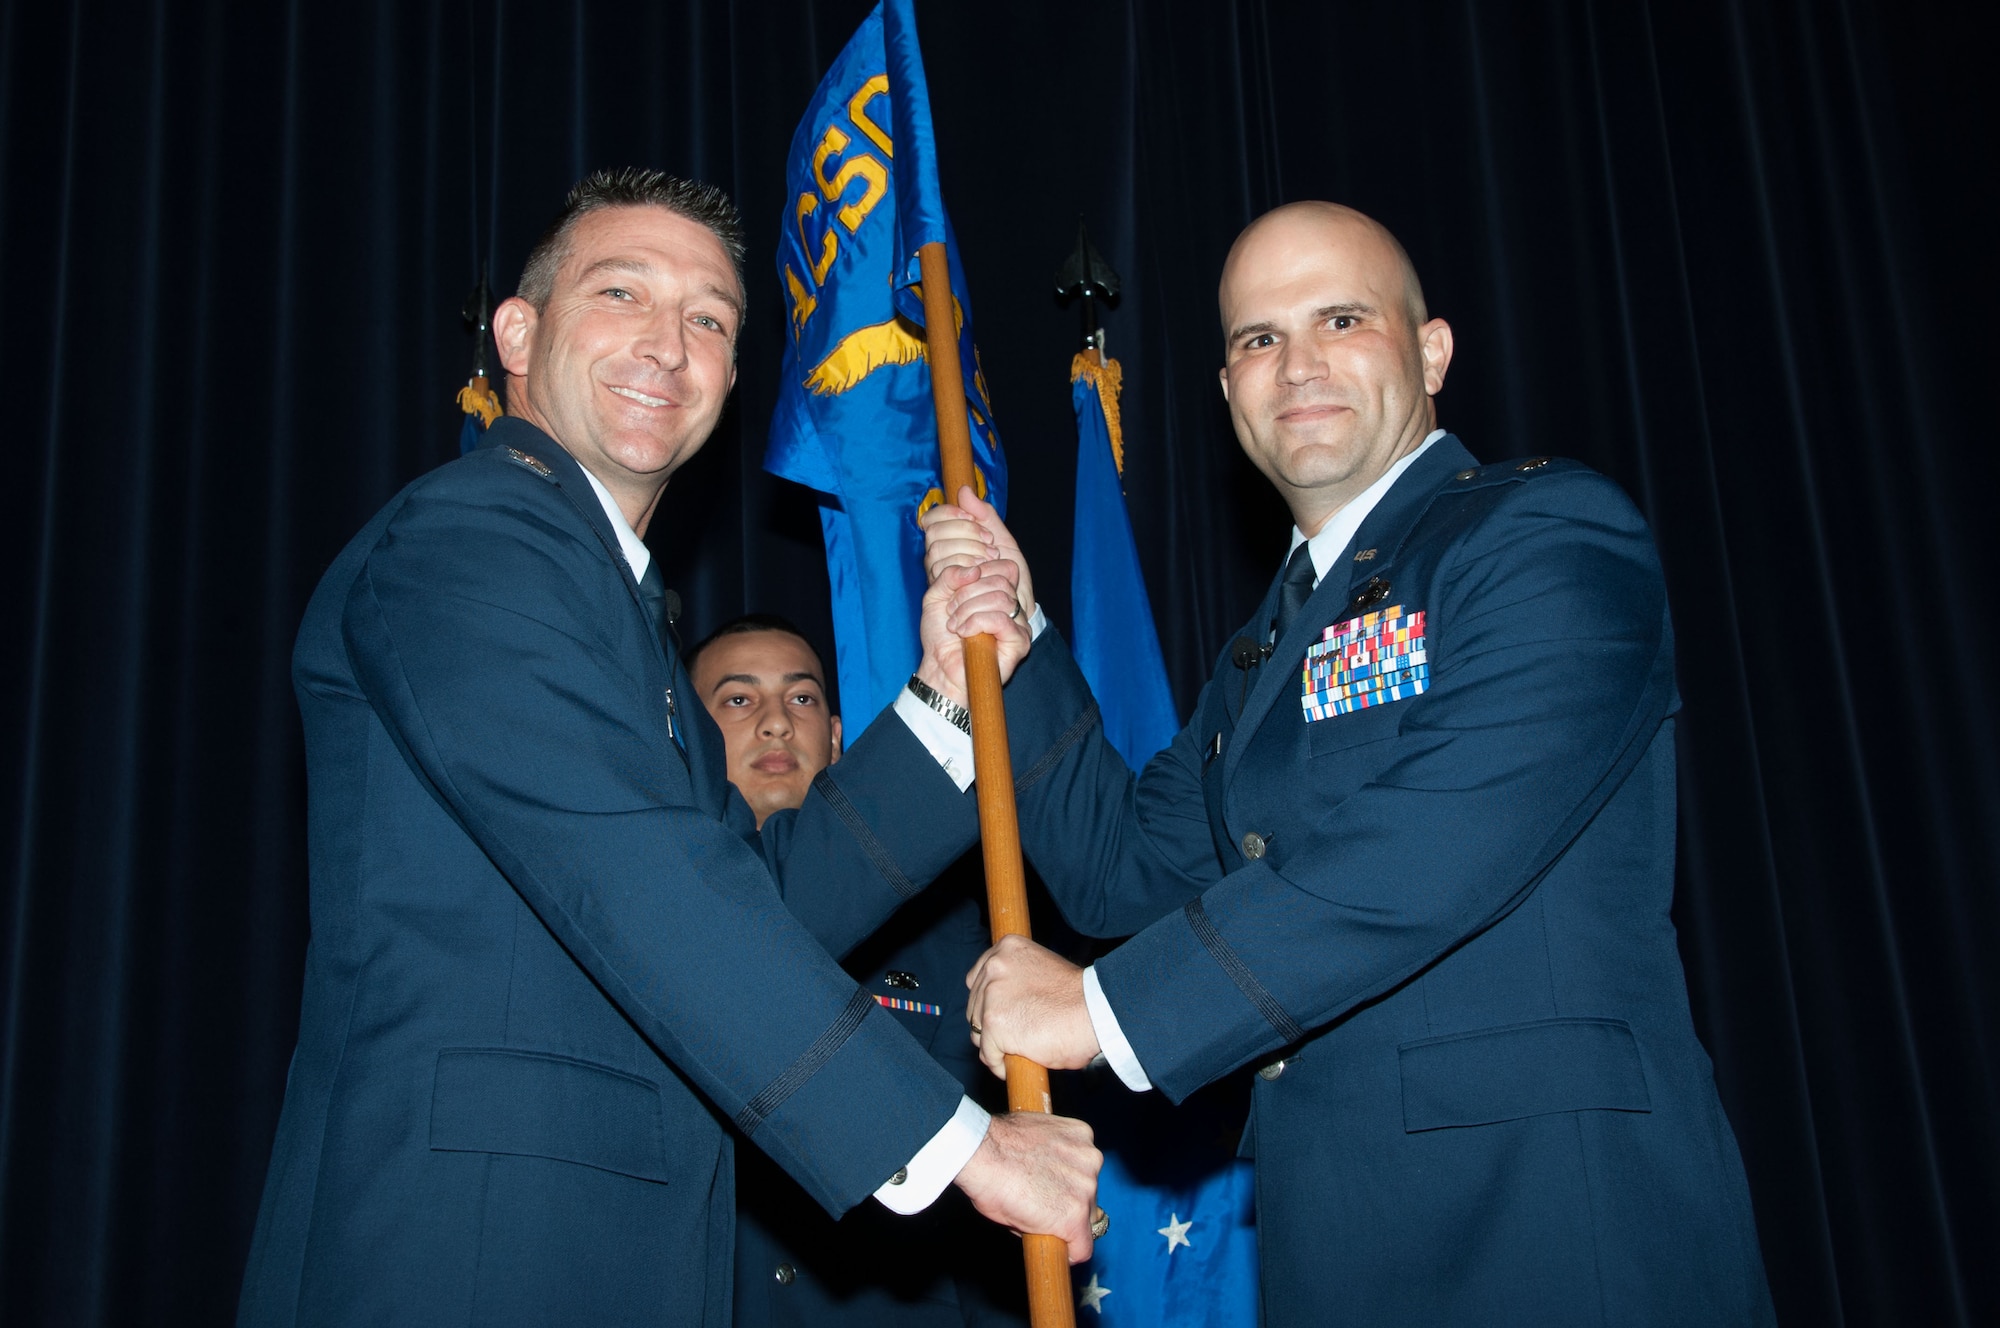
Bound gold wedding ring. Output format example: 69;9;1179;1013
1089;1207;1110;1238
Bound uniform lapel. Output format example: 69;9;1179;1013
1330;435;1476;608
1222;436;1476;784
479;419;696;772
482;419;654;631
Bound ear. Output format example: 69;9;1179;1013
1419;318;1454;396
493;295;538;379
828;715;843;763
1217;364;1231;403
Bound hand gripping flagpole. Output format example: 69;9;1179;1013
917;243;1077;1328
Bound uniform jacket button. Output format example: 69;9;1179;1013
1240;832;1267;860
1258;1058;1287;1081
774;1263;797;1285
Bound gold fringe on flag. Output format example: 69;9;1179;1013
457;374;502;427
1069;351;1125;476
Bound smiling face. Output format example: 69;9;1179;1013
1218;203;1453;536
690;629;842;828
493;205;744;533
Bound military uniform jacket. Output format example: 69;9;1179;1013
997;436;1775;1326
238;418;1019;1327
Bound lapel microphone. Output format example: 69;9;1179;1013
663;589;682;653
1229;636;1272;722
1231;637;1271;671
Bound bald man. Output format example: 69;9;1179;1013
927;203;1775;1325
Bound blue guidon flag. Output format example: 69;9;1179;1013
765;0;1006;729
1068;352;1180;768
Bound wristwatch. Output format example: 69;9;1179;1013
906;674;972;734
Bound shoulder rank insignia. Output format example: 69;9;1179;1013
503;447;554;479
1455;456;1567;488
1302;604;1429;721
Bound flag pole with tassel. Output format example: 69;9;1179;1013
916;245;1078;1328
454;0;499;452
457;274;501;451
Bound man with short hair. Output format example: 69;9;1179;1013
688;616;846;830
237;169;1097;1328
929;201;1776;1324
687;616;1024;1327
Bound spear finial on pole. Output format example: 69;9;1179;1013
1055;217;1121;358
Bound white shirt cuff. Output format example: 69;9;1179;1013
894;688;976;791
890;604;1046;794
873;1094;991;1213
1083;965;1152;1092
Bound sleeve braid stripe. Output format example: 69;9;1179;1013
1184;897;1305;1043
812;769;919;901
1014;700;1102;793
734;987;877;1136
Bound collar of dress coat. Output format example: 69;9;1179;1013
576;464;652;581
475;417;653;582
1285;428;1445;588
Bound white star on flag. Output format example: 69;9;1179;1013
1078;1272;1112;1313
1158;1212;1193;1254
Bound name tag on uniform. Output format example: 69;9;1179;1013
1302;605;1430;722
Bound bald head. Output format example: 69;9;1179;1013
1216;201;1453;535
1221;202;1427;338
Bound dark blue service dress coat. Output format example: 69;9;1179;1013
994;436;1775;1326
238;419;1026;1327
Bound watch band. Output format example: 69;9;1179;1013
906;674;973;734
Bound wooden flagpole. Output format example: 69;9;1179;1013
917;242;1077;1328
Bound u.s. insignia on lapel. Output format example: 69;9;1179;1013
1302;605;1429;721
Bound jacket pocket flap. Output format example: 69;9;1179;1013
1398;1017;1650;1132
1307;701;1403;755
430;1048;670;1182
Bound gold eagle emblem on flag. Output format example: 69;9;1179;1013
804;314;928;396
804;285;965;397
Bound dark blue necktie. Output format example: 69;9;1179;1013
638;560;668;645
637;560;688;753
1271;542;1318;643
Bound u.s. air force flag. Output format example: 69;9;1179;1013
766;0;1006;727
1066;350;1260;1325
1071;1073;1260;1323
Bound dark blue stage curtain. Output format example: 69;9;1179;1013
1;0;1992;1323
